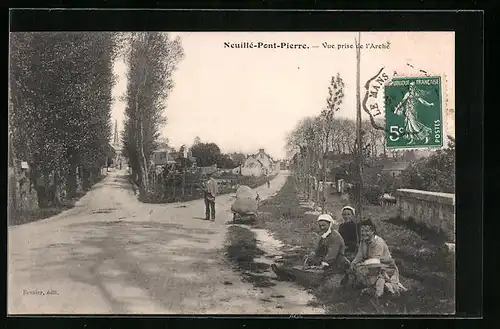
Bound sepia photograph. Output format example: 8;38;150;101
8;30;455;315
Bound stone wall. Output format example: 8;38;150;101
8;162;38;213
395;189;455;242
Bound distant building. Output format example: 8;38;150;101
228;152;246;166
111;120;122;167
382;161;410;177
280;160;290;170
241;149;276;177
152;148;170;166
324;152;354;170
200;164;218;175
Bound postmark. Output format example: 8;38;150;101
384;76;443;148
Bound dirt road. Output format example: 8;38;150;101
8;169;324;314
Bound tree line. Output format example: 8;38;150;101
9;32;123;208
121;32;184;193
286;73;455;207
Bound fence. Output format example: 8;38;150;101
141;171;278;204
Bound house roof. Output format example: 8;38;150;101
248;149;275;162
229;152;246;160
382;161;410;171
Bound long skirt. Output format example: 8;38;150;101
352;264;407;297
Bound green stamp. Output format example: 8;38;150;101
384;76;443;148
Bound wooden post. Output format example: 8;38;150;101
355;32;364;221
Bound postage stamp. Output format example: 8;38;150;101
384;76;443;148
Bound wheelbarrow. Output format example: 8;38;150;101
232;211;257;224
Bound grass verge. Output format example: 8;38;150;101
253;176;455;314
8;191;86;226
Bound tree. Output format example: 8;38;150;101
318;74;345;206
362;119;385;160
122;32;184;191
330;118;356;154
286;116;323;200
190;142;222;167
216;154;236;169
400;137;455;193
9;32;121;205
157;137;169;149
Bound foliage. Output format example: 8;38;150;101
188;141;237;169
9;32;121;207
121;32;184;190
141;169;277;204
189;142;221;167
216;153;237;169
400;137;455;193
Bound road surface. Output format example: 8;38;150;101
8;169;324;314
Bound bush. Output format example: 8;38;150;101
400;139;455;193
138;172;277;204
363;186;383;205
237;174;277;189
9;202;75;226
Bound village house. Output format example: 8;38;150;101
279;160;290;170
241;148;276;177
152;148;172;166
381;161;410;177
228;152;246;167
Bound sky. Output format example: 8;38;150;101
111;32;455;159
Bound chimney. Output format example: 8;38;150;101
259;148;265;153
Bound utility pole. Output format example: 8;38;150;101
355;32;364;221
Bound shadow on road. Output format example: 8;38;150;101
225;225;276;289
14;220;223;312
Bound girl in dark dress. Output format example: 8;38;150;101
338;206;358;259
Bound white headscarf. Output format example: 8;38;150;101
341;206;356;215
317;214;335;239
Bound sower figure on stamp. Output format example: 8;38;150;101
271;214;351;288
394;81;434;145
202;173;217;221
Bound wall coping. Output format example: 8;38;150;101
395;188;455;205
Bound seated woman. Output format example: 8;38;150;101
270;214;350;288
338;206;358;258
348;219;407;297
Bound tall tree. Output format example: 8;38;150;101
320;73;345;205
9;32;121;204
193;136;202;146
122;32;184;190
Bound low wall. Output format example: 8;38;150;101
395;189;455;242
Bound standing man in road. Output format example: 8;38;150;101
203;173;218;221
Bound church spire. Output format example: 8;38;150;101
113;120;119;147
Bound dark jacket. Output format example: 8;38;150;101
314;230;346;266
338;221;358;252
